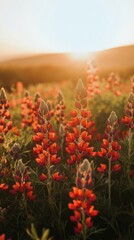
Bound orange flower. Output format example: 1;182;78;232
85;217;93;228
97;164;107;173
39;173;47;181
0;234;5;240
33;144;43;154
70;109;78;117
0;183;8;190
88;205;99;217
26;191;36;201
52;172;63;181
70;211;81;222
112;164;121;172
74;222;83;234
12;182;25;193
51;155;61;165
122;116;132;125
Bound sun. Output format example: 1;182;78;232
69;52;90;60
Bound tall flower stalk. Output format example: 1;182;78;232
33;99;63;206
68;159;98;240
97;111;121;205
0;88;12;144
122;91;134;178
66;79;96;167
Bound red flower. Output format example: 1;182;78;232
51;155;61;165
36;154;47;166
25;182;33;191
33;144;43;154
81;131;92;141
112;142;121;151
0;183;8;190
88;205;99;217
70;211;81;222
74;222;83;234
112;164;121;172
66;143;76;154
98;148;107;157
85;217;93;228
81;109;91;118
26;191;36;201
66;133;76;142
85;189;96;202
102;139;109;148
12;182;25;193
0;234;5;240
33;133;44;142
122;116;132;125
70;110;78;117
52;172;63;181
48;132;57;142
97;164;107;173
49;143;59;155
39;173;47;181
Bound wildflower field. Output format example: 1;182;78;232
0;64;134;240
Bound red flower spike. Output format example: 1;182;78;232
69;159;98;236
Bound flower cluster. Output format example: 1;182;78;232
131;75;134;94
97;111;121;173
66;80;96;165
122;92;134;130
86;61;101;98
0;88;12;143
105;72;121;96
10;159;35;201
21;91;41;128
33;99;63;182
68;159;98;236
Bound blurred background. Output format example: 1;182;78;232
0;0;134;89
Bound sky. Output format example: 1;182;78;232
0;0;134;60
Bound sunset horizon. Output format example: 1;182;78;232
0;0;134;61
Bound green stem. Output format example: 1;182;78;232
61;140;64;161
108;157;111;206
81;208;87;240
47;159;52;206
127;128;132;178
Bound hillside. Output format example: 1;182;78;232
0;45;134;89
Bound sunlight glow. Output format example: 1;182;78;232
0;0;134;60
69;52;90;60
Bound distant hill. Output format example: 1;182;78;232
0;45;134;89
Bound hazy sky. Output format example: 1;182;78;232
0;0;134;59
